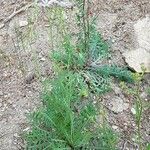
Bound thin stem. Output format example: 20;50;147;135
83;0;87;51
87;0;90;50
136;80;143;150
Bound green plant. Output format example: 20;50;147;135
52;25;133;94
146;143;150;150
51;0;134;95
147;87;150;96
120;66;147;149
25;72;118;149
24;0;134;149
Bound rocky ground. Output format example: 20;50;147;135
0;0;150;150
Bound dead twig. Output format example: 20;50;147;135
0;3;33;29
4;3;33;23
122;140;127;150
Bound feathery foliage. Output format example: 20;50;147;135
25;72;118;149
24;0;134;149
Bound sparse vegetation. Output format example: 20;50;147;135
120;66;149;149
147;87;150;96
25;71;118;149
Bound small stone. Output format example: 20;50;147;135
19;20;28;27
14;133;18;137
131;108;136;115
112;125;118;130
93;101;97;104
40;57;46;61
132;138;136;142
132;123;136;127
0;23;4;29
58;1;74;8
23;127;30;132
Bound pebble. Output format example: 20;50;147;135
23;127;30;132
40;57;46;61
0;23;4;29
14;133;19;137
19;20;28;27
112;125;118;130
131;108;136;115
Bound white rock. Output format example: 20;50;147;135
19;20;28;27
134;15;150;52
40;57;46;61
124;16;150;72
131;107;136;115
14;133;20;137
38;0;74;8
0;23;4;29
23;127;30;132
112;125;118;130
123;48;150;72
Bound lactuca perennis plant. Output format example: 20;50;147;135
25;72;118;149
24;0;133;149
52;0;134;94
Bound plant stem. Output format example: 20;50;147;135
87;0;90;52
83;0;87;51
136;80;143;150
